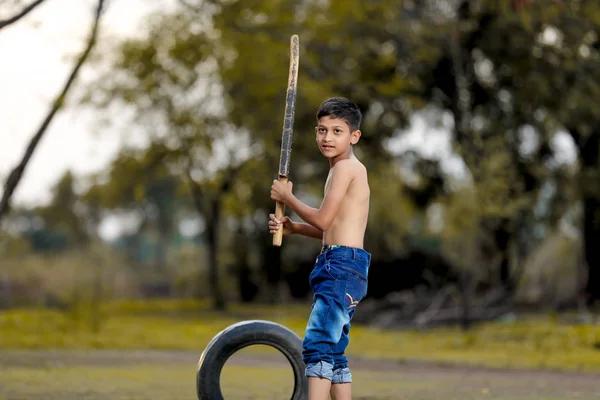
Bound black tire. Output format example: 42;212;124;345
196;319;308;400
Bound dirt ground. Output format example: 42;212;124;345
0;349;599;400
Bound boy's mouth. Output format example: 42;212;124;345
321;144;335;150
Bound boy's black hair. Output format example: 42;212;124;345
316;97;362;132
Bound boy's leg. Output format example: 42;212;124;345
308;377;332;400
303;272;350;398
303;251;368;399
330;319;353;400
330;383;352;400
305;301;347;400
302;294;344;382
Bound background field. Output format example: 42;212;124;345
1;349;599;400
1;300;599;399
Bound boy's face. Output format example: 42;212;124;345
315;116;361;159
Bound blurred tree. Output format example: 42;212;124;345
80;0;599;309
413;0;600;308
431;0;538;296
0;0;106;227
82;10;255;310
37;170;89;248
472;0;600;304
540;0;600;306
82;143;180;276
0;0;48;31
400;152;447;210
353;0;582;302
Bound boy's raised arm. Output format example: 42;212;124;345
278;160;354;232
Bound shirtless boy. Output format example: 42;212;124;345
269;97;371;400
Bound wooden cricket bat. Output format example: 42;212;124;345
273;34;300;247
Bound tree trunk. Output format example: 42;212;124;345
186;162;246;310
261;232;283;304
188;179;226;311
233;225;259;302
495;218;514;292
206;200;226;311
580;132;600;306
156;212;171;278
582;197;600;305
456;271;473;331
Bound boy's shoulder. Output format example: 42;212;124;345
329;158;368;192
332;157;367;174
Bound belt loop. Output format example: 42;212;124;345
352;248;356;260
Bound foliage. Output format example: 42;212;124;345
36;171;89;248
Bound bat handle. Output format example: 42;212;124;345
273;175;288;247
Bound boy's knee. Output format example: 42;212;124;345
305;360;334;381
332;367;352;384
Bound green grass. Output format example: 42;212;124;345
1;299;600;373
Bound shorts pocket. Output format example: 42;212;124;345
338;264;367;282
340;272;368;311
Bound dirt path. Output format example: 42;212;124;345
1;350;598;399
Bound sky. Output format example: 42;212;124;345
0;0;171;208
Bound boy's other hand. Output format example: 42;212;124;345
270;179;293;204
269;214;294;236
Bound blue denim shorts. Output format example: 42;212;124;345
302;245;371;383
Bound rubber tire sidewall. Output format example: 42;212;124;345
196;320;308;400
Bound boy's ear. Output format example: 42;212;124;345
351;130;362;144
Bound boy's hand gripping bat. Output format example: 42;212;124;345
273;34;299;247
